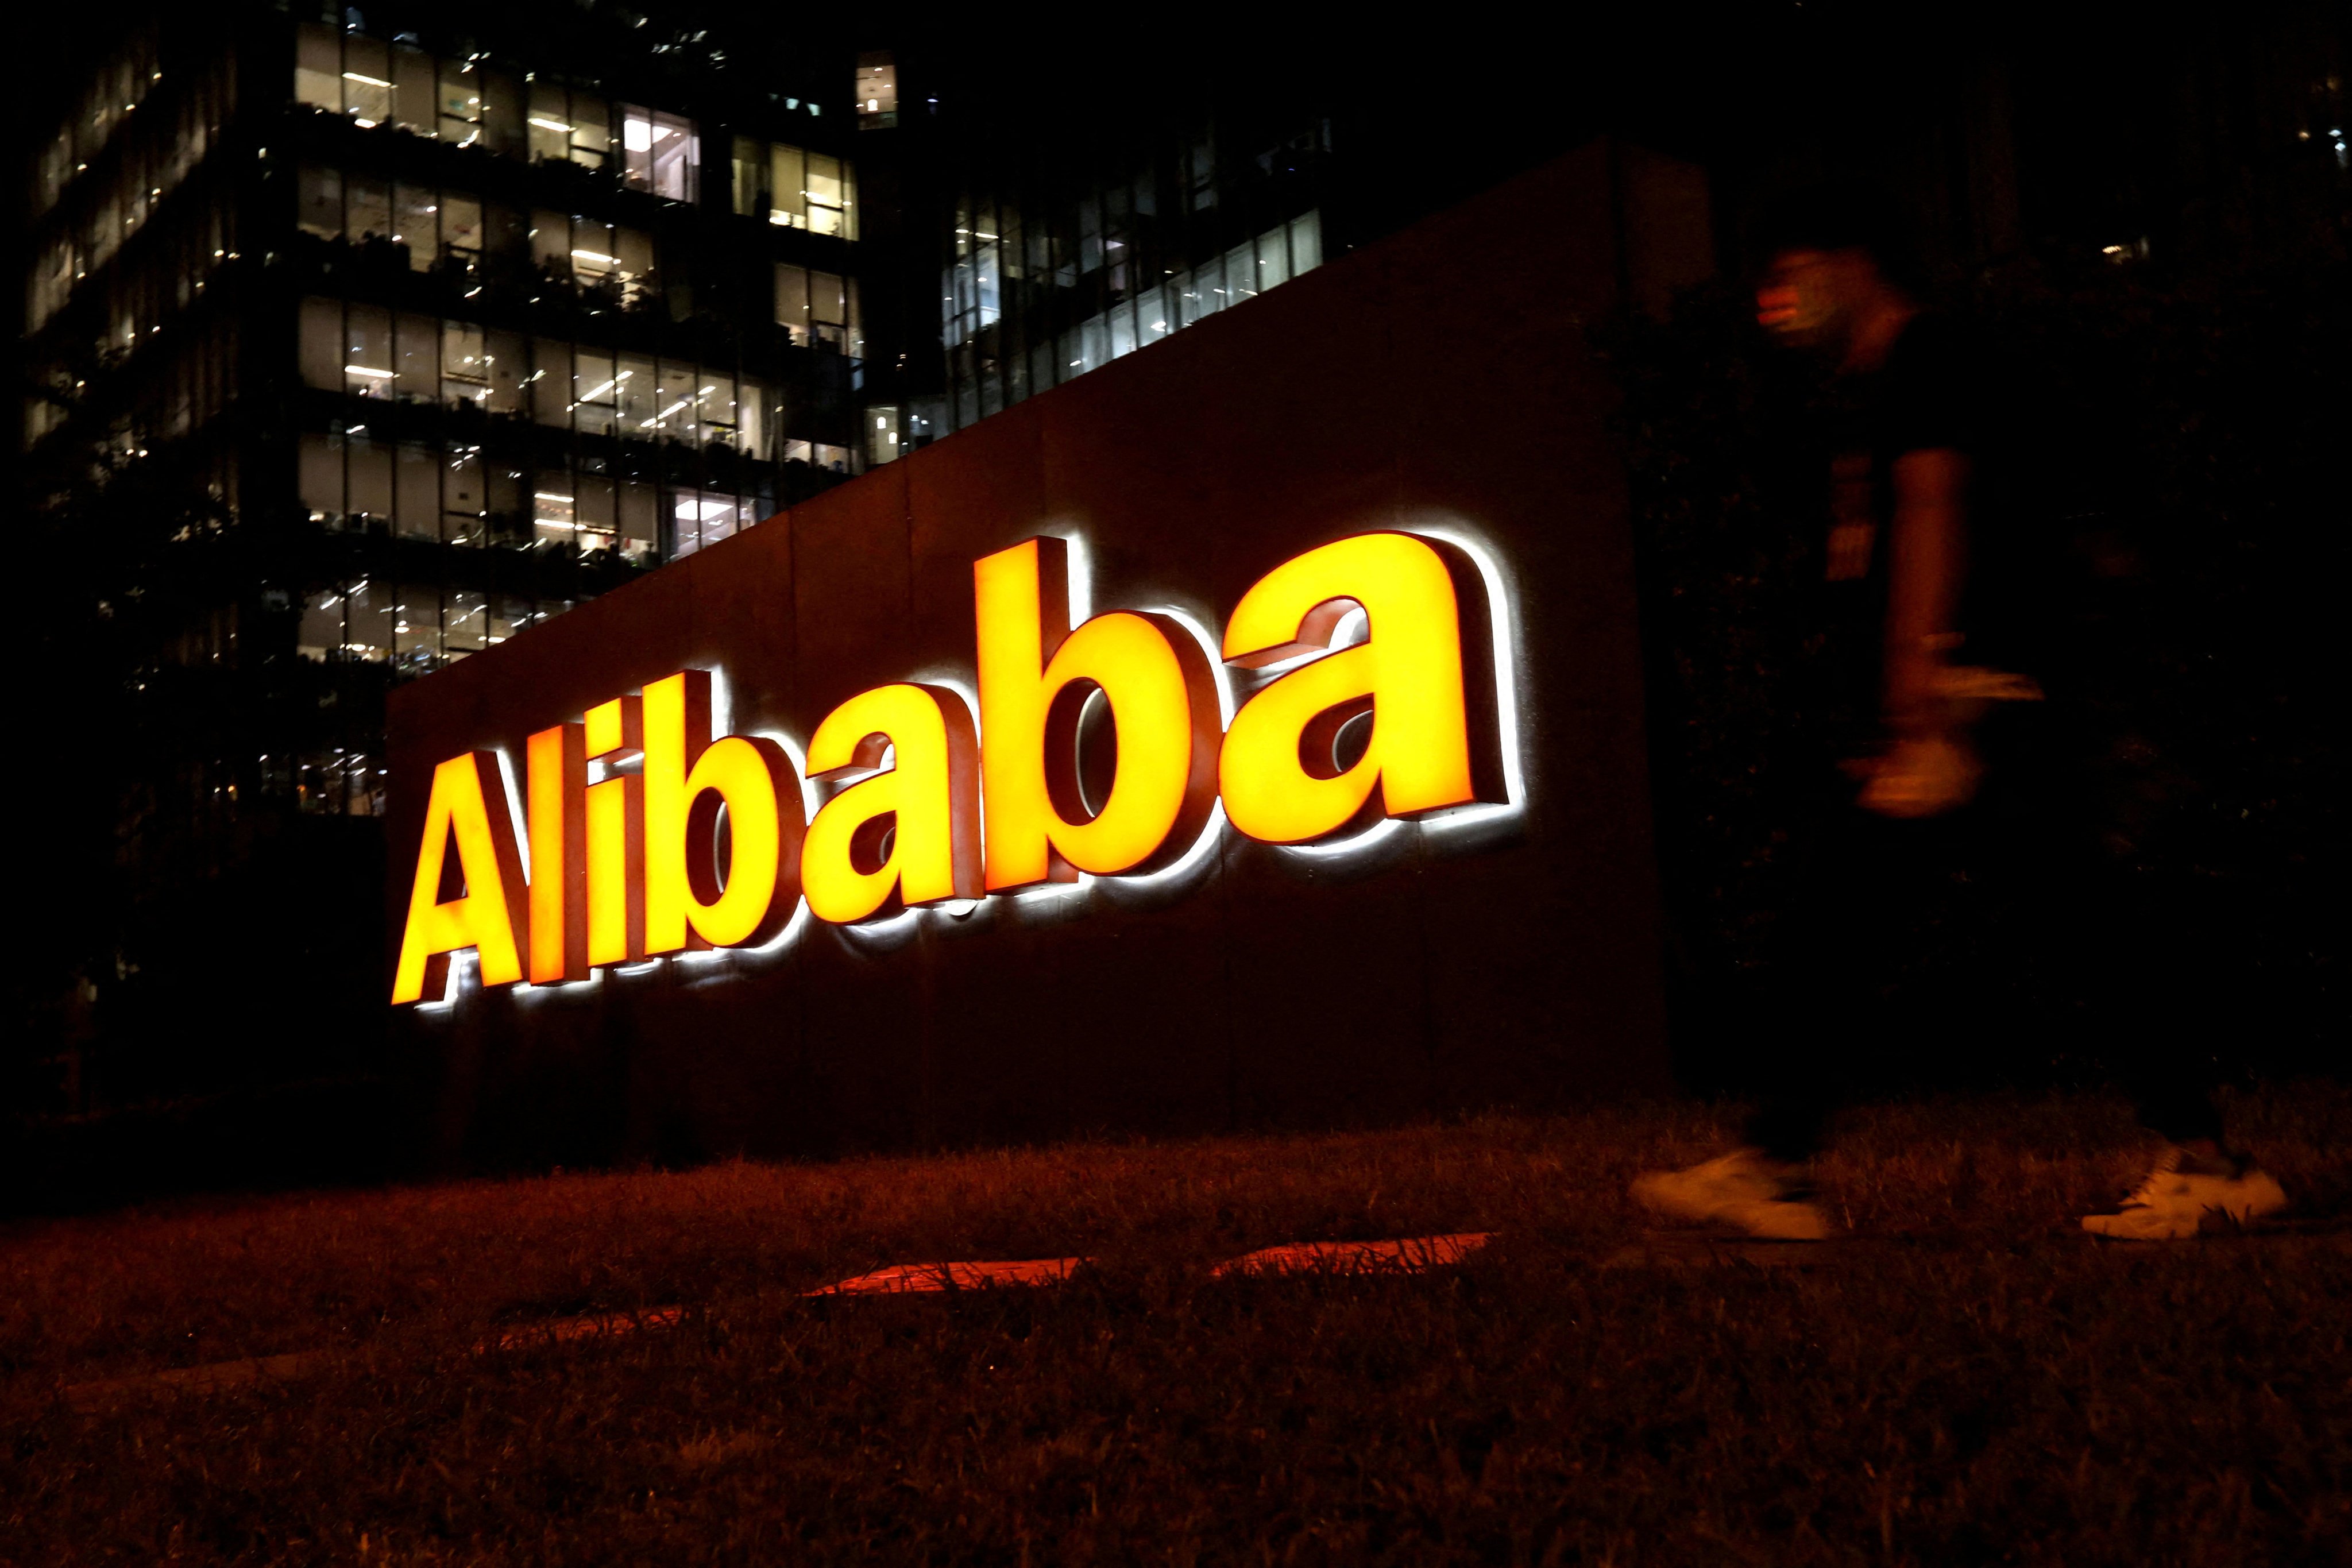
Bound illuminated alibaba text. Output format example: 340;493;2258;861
393;531;1508;1006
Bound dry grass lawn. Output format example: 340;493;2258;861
5;1089;2350;1564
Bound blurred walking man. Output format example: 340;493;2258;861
1631;190;2287;1242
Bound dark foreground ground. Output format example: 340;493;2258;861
5;1090;2350;1565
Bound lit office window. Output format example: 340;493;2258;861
531;211;656;303
762;144;856;237
340;37;395;128
442;323;491;406
944;239;1002;346
856;53;898;130
621;105;697;201
528;85;611;169
781;439;851;474
532;484;579;547
437;62;483;146
775;265;857;350
295;25;343;113
867;405;901;466
669;491;758;557
732;137;766;218
343;305;394;399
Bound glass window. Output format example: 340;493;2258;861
297;165;342;238
775;264;809;343
1256;223;1291;291
298;586;346;659
444;454;488;545
395;184;438;269
620;481;658;562
393;586;442;669
531;340;571;425
768;144;805;227
615;228;656;305
1179;256;1221;325
1137;285;1170;344
856;53;898;130
1288;210;1322;274
298;432;343;520
651;361;699;442
621;106;696;201
347;443;393;520
395;312;438;396
810;269;848;349
344;305;393;397
867;405;901;466
569;94;611;169
738;376;766;457
445;590;490;656
576;475;616;551
697;374;737;447
396;444;439;538
342;38;393;126
347;176;391;242
482;68;525;158
532;481;577;546
442;323;489;405
527;86;571;164
392;49;437;134
299;298;343;389
343;581;393;659
567;218;617;288
732;136;766;217
529;208;569;279
486;329;527;413
806;153;848;236
573;350;618;434
1224;240;1257;302
295;25;341;112
442;195;483;259
616;353;658;428
437;62;482;146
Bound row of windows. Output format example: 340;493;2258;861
298;296;782;449
26;311;240;457
944;211;1322;429
293;24;846;222
297;580;571;669
29;55;235;333
292;431;828;568
297;165;662;302
296;25;704;203
35;29;163;215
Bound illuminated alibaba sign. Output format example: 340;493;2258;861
393;531;1516;1006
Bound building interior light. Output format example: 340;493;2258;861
529;117;574;133
345;365;395;379
571;249;620;265
342;71;393;88
533;493;576;503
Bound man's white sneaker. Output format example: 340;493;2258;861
2081;1148;2288;1240
1631;1148;1832;1241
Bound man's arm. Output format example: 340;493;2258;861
1884;447;1968;737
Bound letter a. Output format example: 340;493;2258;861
803;683;982;924
1219;532;1504;844
392;750;530;1003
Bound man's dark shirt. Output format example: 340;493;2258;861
1810;311;1986;760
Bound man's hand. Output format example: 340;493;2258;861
1858;731;1982;818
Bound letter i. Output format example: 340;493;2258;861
526;723;588;983
584;695;646;967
